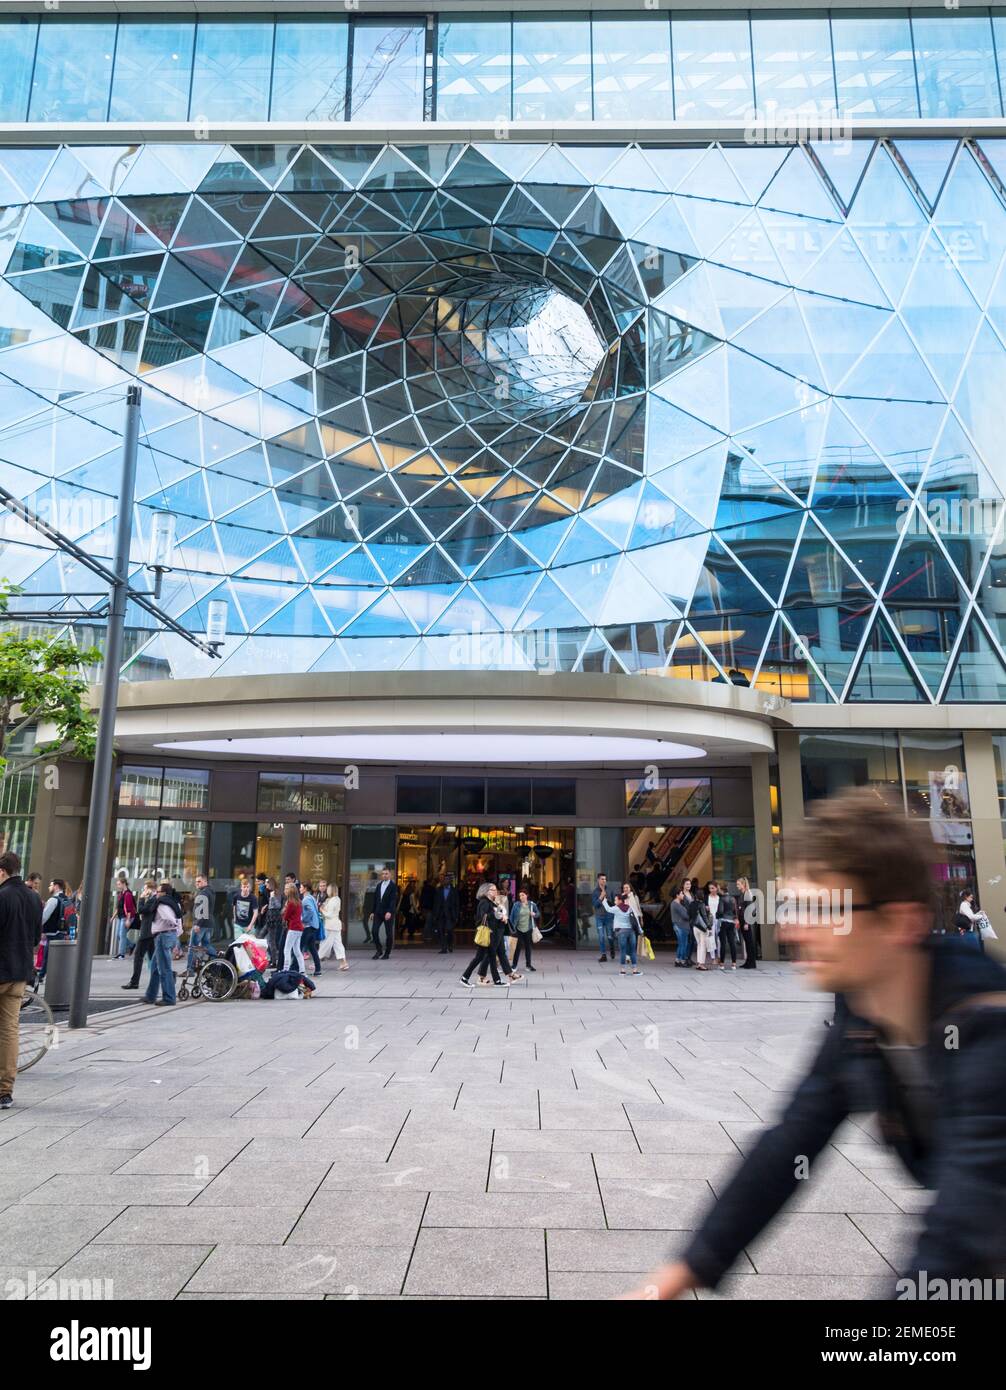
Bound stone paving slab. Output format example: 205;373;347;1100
0;951;920;1300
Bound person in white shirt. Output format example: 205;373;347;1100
705;881;721;966
321;885;348;971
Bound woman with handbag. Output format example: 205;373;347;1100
460;882;503;988
492;888;523;983
510;889;540;972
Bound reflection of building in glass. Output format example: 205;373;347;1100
3;134;1006;703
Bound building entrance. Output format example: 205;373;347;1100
394;824;576;947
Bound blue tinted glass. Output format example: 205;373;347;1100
592;14;672;121
110;21;195;123
437;15;512;121
0;20;37;122
913;14;1001;119
30;20;116;122
513;14;592;120
190;20;274;123
832;13;920;118
350;21;425;122
751;13;837;119
672;12;754;120
271;19;348;121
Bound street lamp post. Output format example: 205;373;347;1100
69;384;142;1031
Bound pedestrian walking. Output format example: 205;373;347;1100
144;881;182;1006
671;886;692;967
628;789;1006;1301
282;884;305;972
111;871;136;959
460;883;504;987
321;884;348;971
0;850;43;1109
187;873;217;970
121;880;157;990
510;888;539;971
300;881;322;975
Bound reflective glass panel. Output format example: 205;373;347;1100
350;20;425;123
831;12;920;118
0;20;37;122
257;772;303;813
800;731;901;804
592;13;672;121
513;14;592;120
110;20;195;122
118;766;163;810
751;12;837;119
302;773;346;814
436;15;512;122
672;12;754;120
913;14;1001;119
30;20;116;122
112;818;160;886
902;732;970;823
161;767;210;810
271;19;349;122
625;778;668;817
190;20;274;123
157;818;207;889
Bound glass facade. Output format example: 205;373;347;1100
2;10;1006;124
3;134;1006;699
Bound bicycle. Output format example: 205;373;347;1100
18;980;58;1073
176;947;238;1002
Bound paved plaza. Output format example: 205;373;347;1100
0;951;921;1301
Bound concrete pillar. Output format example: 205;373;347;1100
751;751;778;960
963;731;1006;961
281;821;302;881
776;729;804;845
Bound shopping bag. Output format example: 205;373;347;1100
474;924;491;947
531;925;542;944
640;935;656;962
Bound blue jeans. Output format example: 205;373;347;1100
675;922;692;962
114;917;130;956
617;930;638;967
594;916;614;954
187;926;216;970
145;931;179;1004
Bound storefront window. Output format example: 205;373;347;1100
902;732;970;825
397;776;441;814
118;766;164;809
256;823;284;884
347;826;396;948
258;771;303;813
156;819;207;890
625;778;667;817
711;827;756;885
302;773;346;814
800;731;901;805
161;767;210;810
300;823;345;891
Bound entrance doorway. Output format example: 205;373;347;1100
394;824;576;946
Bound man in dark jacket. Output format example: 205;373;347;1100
0;850;44;1108
629;789;1006;1300
371;867;398;960
433;874;460;954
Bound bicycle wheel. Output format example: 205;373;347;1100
197;958;238;1002
17;993;57;1073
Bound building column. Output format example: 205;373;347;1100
963;731;1006;961
281;821;302;882
751;752;778;960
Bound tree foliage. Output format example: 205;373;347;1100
0;580;101;776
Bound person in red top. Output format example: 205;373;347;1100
112;871;136;959
281;884;305;973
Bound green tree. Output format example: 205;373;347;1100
0;580;101;778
